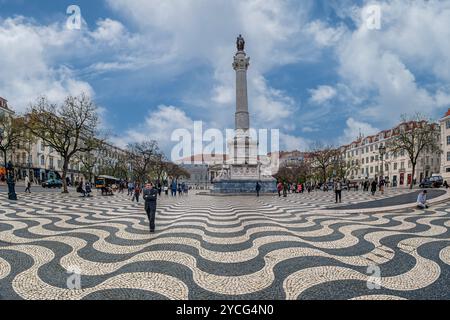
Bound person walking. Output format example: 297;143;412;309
277;182;283;197
143;182;158;233
127;181;134;196
334;179;342;203
164;185;169;197
77;179;87;197
171;180;177;197
157;182;162;196
24;175;31;193
379;178;385;195
444;181;449;189
256;182;261;197
85;182;92;197
133;183;141;203
371;180;377;196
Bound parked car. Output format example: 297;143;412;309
42;178;63;188
420;176;443;188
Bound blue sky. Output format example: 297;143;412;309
1;0;450;154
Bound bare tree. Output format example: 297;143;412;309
275;160;312;184
388;114;441;189
335;156;360;181
127;140;160;183
0;113;28;170
309;142;339;183
77;138;105;183
99;160;129;180
150;151;168;183
26;94;100;193
166;162;190;181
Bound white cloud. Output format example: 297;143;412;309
305;20;347;47
90;19;126;44
212;85;234;105
105;0;318;131
340;117;379;145
0;15;142;112
309;85;337;105
0;17;94;111
280;133;311;151
334;1;450;123
112;105;195;153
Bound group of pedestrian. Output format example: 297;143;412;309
76;179;92;197
169;180;189;197
361;178;387;196
276;181;311;198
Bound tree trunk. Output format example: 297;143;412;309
62;159;69;193
2;149;6;169
410;164;416;190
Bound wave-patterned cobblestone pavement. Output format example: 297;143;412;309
0;190;449;300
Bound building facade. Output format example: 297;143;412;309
1;96;128;184
179;164;209;189
341;122;441;187
439;109;450;181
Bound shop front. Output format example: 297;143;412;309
0;166;6;182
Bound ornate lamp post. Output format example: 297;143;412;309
0;128;17;200
379;144;387;182
0;128;4;174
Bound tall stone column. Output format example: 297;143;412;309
212;35;277;193
233;51;250;132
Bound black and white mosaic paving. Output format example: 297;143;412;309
0;190;449;300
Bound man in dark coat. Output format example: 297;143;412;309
371;180;378;196
256;182;261;197
143;182;158;233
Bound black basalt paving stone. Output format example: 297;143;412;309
0;250;34;300
412;242;450;300
0;223;13;232
82;289;170;300
1;192;449;300
330;190;446;210
297;279;408;300
272;256;370;300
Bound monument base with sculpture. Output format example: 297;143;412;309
212;179;277;194
212;164;277;194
